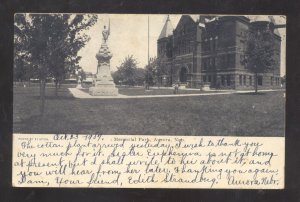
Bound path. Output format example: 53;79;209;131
68;88;284;99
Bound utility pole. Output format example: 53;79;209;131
147;15;150;90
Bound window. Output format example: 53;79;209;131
212;75;216;83
204;39;209;51
188;64;193;73
212;75;217;85
209;57;213;67
210;37;213;51
229;54;235;67
221;75;225;86
208;75;211;82
223;55;228;69
257;76;263;86
240;55;245;64
243;75;246;85
239;75;242;85
203;59;207;70
203;75;207;82
271;77;273;85
206;59;209;70
249;76;252;86
215;36;218;50
207;57;215;69
227;55;231;67
226;75;231;86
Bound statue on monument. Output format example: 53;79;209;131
102;19;110;43
89;18;118;96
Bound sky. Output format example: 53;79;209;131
78;14;286;76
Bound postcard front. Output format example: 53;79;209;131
13;14;286;189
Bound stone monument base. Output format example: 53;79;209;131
89;85;118;96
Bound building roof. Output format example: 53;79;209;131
189;15;200;22
248;16;272;22
158;15;174;40
190;15;219;23
189;15;211;28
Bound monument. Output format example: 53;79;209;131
89;19;118;96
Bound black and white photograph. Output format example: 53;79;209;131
13;14;286;137
1;0;299;199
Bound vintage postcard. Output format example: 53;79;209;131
13;14;286;189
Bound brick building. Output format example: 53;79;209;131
157;15;282;89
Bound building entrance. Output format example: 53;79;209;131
179;67;187;82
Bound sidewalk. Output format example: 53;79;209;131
68;88;284;99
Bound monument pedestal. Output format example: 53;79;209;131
88;32;118;96
89;64;118;96
89;73;118;96
89;85;118;96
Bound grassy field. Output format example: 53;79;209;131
13;86;285;136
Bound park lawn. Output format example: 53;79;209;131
13;86;285;136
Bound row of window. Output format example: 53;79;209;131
174;44;193;55
202;36;218;52
202;75;231;86
239;75;281;86
202;75;281;86
173;38;193;55
202;54;235;70
202;35;236;52
271;77;281;86
239;75;255;86
202;57;215;70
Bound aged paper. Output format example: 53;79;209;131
13;134;284;189
13;14;286;190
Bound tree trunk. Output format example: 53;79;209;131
40;79;46;116
254;72;258;94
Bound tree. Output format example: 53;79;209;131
112;70;122;85
145;57;167;86
13;53;33;84
113;55;142;86
77;68;86;83
14;14;97;114
242;24;276;93
134;68;146;86
14;18;35;84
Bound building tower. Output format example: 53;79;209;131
157;15;174;86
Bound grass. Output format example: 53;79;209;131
13;86;285;136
